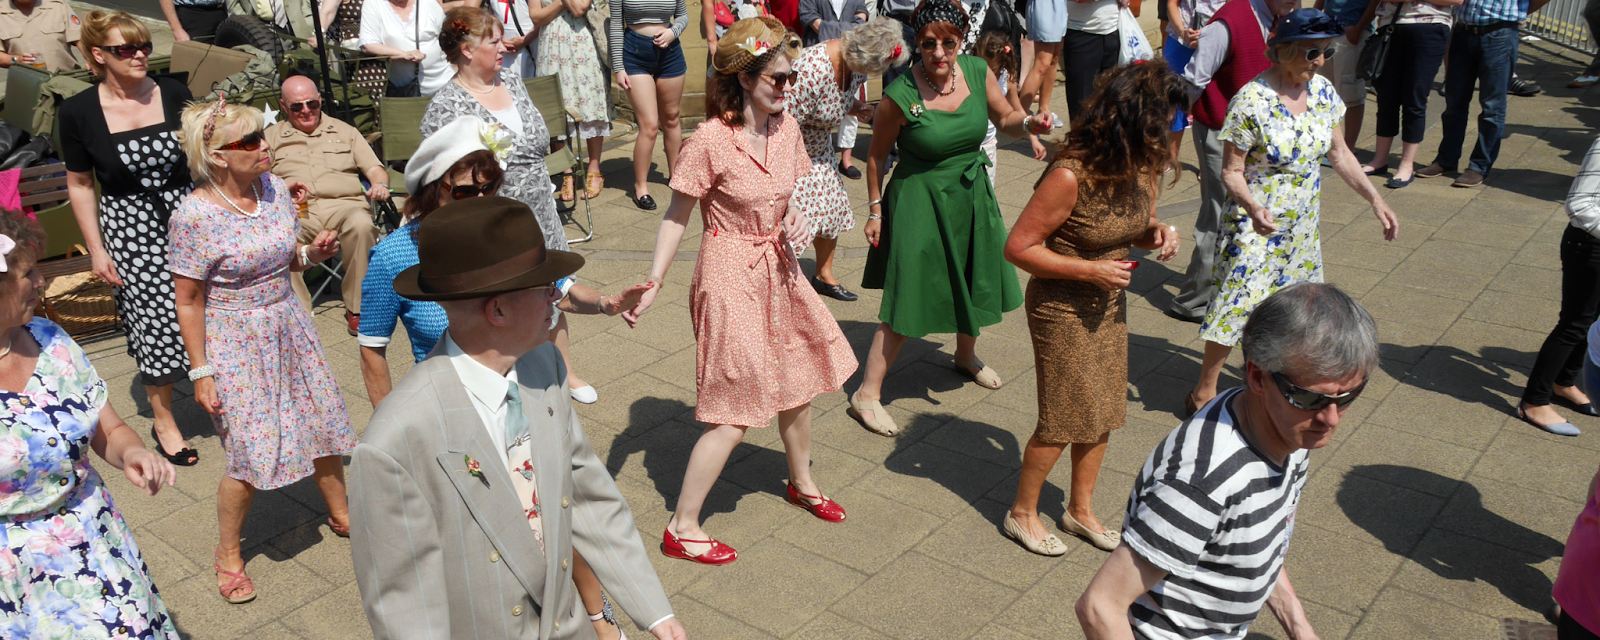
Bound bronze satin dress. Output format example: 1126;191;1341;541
1026;157;1152;444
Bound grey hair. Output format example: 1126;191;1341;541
1240;282;1379;382
841;17;910;76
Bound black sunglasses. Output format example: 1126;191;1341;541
759;72;795;87
1270;371;1366;411
287;98;323;113
99;42;154;60
919;38;960;52
449;182;498;200
1301;45;1337;61
216;129;266;151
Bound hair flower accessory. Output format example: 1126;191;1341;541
733;36;772;57
0;234;14;274
892;44;903;59
478;123;514;163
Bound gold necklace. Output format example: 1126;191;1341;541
457;74;498;94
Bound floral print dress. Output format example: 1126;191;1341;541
534;0;612;126
788;44;865;251
1200;75;1345;347
167;174;356;490
0;318;178;640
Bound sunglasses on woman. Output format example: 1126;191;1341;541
1270;371;1366;411
98;42;154;59
449;182;499;200
216;130;266;152
759;72;795;87
287;98;323;114
1301;45;1337;61
919;39;960;52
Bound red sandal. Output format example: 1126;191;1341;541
786;482;846;523
660;522;737;565
213;560;257;604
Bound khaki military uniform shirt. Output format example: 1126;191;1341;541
0;0;81;73
266;116;384;220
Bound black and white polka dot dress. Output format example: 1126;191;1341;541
99;127;191;386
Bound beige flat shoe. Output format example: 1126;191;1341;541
847;392;900;436
1003;514;1067;557
1061;512;1121;551
955;358;1002;389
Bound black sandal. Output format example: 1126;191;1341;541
151;426;198;466
632;194;657;210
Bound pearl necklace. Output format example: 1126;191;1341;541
212;182;262;218
920;63;958;96
457;74;499;94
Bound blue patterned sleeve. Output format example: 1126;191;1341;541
357;238;404;348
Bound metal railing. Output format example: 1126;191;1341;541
1526;0;1597;55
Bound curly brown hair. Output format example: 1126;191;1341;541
1057;60;1188;190
439;6;500;66
403;150;505;225
973;30;1017;83
0;211;48;284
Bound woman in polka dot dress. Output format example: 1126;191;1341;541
630;18;857;566
58;12;199;468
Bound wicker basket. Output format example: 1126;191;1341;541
37;254;122;342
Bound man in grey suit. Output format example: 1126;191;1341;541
349;197;688;640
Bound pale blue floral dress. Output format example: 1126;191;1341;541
1200;75;1345;347
0;318;177;640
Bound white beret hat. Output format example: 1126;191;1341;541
403;116;513;194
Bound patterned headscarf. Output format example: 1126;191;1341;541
912;0;970;37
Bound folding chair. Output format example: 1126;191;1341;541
524;75;594;244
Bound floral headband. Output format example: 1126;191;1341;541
911;0;969;36
202;95;228;145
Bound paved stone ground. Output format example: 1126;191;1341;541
65;24;1600;639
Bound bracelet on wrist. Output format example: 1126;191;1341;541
866;198;883;207
188;365;215;381
868;213;883;220
299;245;311;266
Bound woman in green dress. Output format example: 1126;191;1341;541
851;0;1053;436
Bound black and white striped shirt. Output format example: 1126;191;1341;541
1120;388;1311;640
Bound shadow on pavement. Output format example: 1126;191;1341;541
1339;464;1562;616
1378;344;1531;411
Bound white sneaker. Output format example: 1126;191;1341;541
570;384;598;404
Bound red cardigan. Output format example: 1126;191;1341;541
1191;0;1271;131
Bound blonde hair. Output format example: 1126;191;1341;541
178;100;266;184
78;11;151;77
841;17;909;76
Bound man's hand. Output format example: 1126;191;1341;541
650;618;688;640
173;26;191;42
366;183;391;201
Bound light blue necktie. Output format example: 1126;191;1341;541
504;381;529;465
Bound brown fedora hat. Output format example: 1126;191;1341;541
393;196;584;301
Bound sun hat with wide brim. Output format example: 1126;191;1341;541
393;196;584;301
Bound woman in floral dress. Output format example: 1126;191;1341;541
1185;10;1399;413
169;100;355;605
0;212;180;639
630;18;857;566
787;17;906;300
533;0;613;201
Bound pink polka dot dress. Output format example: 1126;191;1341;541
669;114;859;428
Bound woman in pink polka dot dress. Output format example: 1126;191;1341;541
629;17;857;566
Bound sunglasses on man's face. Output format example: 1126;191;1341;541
1270;371;1366;411
216;130;266;152
287;98;323;114
1301;45;1337;61
449;182;499;200
99;42;154;60
919;39;960;52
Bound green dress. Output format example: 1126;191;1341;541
862;55;1022;338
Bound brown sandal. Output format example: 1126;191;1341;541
583;173;604;199
214;560;257;604
560;174;576;202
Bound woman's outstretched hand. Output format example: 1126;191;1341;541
613;282;656;328
624;281;661;326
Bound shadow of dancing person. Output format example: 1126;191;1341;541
849;0;1055;436
628;18;859;566
1002;61;1185;557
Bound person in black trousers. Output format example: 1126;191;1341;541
1519;135;1600;437
1361;0;1456;187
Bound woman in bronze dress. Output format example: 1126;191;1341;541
1002;62;1185;556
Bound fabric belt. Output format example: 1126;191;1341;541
1455;20;1517;35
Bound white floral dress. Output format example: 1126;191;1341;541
0;319;177;640
534;0;612;127
1200;75;1345;347
788;44;865;251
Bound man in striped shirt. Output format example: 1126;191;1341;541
1077;283;1378;640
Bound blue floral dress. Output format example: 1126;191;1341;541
1200;75;1345;347
0;318;177;640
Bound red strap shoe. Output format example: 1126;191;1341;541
786;483;846;523
661;525;738;565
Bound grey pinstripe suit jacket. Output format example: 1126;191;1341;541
349;341;673;639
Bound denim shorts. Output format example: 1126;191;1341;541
622;29;687;79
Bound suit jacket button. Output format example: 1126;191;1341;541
511;605;523;616
561;558;569;569
561;497;569;508
547;407;554;416
490;551;500;563
555;622;561;631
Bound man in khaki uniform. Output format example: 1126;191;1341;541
0;0;81;72
267;75;390;333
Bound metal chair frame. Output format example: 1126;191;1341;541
524;76;594;244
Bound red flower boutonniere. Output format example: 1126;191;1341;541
464;455;485;481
